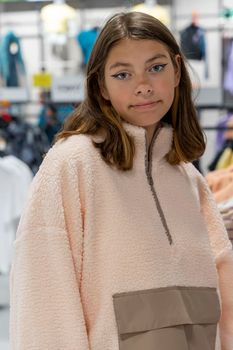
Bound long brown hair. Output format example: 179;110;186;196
56;11;205;170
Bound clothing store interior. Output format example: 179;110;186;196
1;0;233;348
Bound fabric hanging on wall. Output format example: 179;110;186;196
180;23;208;78
223;39;233;95
76;28;99;66
219;197;233;247
206;165;233;204
180;24;206;60
208;139;233;172
0;113;50;174
214;113;233;153
0;31;26;87
208;115;233;171
37;103;62;145
216;145;233;170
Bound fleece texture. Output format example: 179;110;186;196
10;122;233;350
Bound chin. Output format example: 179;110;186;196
137;120;162;127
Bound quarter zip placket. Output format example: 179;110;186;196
145;125;173;245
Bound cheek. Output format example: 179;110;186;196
167;89;175;106
106;84;129;106
158;80;175;99
110;95;128;112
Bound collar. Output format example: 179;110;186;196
122;121;173;163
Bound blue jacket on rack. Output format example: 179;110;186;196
0;31;25;87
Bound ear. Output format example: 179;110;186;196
99;80;110;101
174;54;181;87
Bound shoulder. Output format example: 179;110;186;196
180;162;212;201
54;134;95;159
35;134;101;185
28;134;99;200
181;162;205;183
43;134;99;168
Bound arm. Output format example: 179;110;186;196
197;173;233;350
10;144;90;350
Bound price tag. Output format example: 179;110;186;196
51;74;85;102
33;73;52;88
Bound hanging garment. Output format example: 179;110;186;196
216;147;233;170
38;104;62;144
180;24;206;60
214;182;233;204
215;140;233;170
5;117;50;174
208;139;233;172
0;155;33;274
215;114;233;153
0;31;25;87
206;165;233;204
180;23;208;78
0;165;19;274
224;40;233;95
208;146;228;172
207;168;233;194
76;28;99;66
0;113;12;131
206;165;233;184
219;201;233;247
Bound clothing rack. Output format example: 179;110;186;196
203;126;233;130
196;104;233;109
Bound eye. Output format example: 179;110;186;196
111;72;130;80
150;64;167;73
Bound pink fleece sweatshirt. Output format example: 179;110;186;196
10;123;233;350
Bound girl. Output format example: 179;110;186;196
10;12;233;350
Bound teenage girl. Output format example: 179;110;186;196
10;12;233;350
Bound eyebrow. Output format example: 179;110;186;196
109;54;168;70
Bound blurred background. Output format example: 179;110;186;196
1;0;233;348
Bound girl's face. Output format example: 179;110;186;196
101;38;180;129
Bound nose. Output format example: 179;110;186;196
134;81;153;96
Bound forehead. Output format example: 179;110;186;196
105;38;170;66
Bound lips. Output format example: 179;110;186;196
130;101;159;109
133;101;156;107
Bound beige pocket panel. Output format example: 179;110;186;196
113;286;220;350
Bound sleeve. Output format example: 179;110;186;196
10;145;90;350
197;173;233;350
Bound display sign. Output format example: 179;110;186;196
33;72;52;88
0;87;28;102
51;74;85;102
